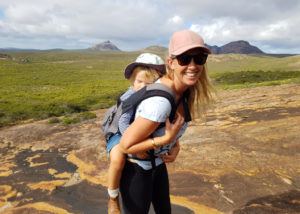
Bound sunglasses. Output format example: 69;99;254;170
173;53;208;66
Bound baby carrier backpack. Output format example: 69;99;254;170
101;83;178;141
101;83;192;168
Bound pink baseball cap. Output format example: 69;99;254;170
169;30;211;56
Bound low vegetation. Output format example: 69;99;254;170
0;51;299;127
212;70;300;89
48;111;97;125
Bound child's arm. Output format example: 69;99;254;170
160;140;180;163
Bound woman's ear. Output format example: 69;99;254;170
167;57;175;70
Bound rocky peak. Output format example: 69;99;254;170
89;40;121;51
221;40;264;54
206;40;264;54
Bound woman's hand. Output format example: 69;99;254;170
160;141;180;163
163;113;184;145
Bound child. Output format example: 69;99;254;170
106;53;165;213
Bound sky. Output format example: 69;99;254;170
0;0;299;54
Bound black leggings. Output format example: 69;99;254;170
120;161;171;214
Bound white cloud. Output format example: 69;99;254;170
190;15;300;54
191;20;232;42
168;15;183;25
6;4;48;24
0;0;300;53
259;21;289;40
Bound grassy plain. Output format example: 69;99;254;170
0;50;299;126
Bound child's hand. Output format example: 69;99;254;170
135;152;149;159
160;141;180;163
164;113;184;143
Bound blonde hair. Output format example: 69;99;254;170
166;62;214;119
129;66;161;85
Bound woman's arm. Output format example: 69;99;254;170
119;114;184;154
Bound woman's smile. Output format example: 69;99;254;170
183;71;200;78
180;67;202;85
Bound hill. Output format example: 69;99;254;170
142;45;168;53
206;40;264;54
88;40;121;51
0;50;299;127
140;40;264;55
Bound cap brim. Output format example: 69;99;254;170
171;44;211;56
124;62;166;79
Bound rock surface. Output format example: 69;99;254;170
0;84;299;213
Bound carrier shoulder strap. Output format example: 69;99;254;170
122;83;177;122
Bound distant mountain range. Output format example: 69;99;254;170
88;40;265;54
0;47;64;52
0;40;290;55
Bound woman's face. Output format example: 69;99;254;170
170;48;207;88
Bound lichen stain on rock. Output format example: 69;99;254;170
5;202;72;214
26;154;49;167
171;195;223;214
67;151;107;186
27;180;67;192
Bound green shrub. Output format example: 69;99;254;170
61;111;97;125
62;116;80;125
48;117;61;124
78;111;97;120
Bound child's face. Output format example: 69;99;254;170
132;71;155;91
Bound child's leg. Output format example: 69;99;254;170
107;144;126;198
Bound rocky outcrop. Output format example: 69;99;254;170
1;84;299;214
89;40;121;51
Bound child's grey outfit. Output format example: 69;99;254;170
106;88;135;154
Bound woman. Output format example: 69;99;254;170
119;29;213;214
